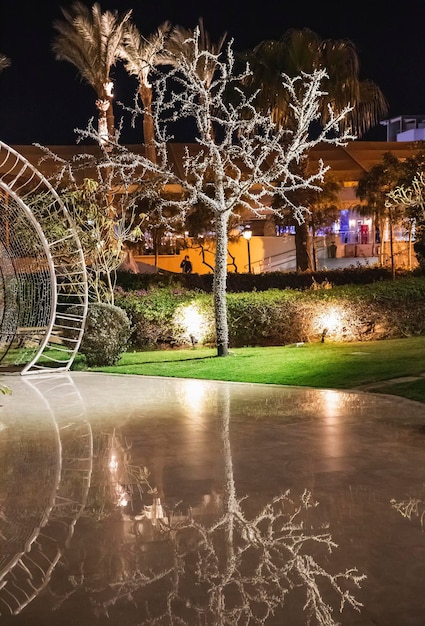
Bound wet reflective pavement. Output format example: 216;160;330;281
0;372;425;625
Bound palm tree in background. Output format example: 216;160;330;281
52;1;131;149
168;18;228;140
119;17;227;157
242;28;389;271
118;20;174;163
168;17;227;85
118;17;228;263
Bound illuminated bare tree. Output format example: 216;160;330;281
94;31;354;356
49;386;365;625
387;171;425;214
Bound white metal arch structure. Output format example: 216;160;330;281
0;374;93;616
0;141;88;374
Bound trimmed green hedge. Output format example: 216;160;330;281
116;265;421;293
114;276;425;349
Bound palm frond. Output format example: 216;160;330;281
242;28;389;136
52;1;131;92
119;21;173;84
0;54;11;72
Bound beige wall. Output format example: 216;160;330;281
133;233;416;275
134;235;298;275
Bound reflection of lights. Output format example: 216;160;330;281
119;493;129;507
144;497;165;521
109;448;129;508
320;389;342;421
178;379;207;416
318;390;345;468
109;452;119;472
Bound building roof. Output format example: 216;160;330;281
4;139;424;188
308;141;423;182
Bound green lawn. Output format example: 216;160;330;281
74;335;425;404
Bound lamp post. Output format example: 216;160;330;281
242;228;252;273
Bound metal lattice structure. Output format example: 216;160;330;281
0;374;93;615
0;142;88;374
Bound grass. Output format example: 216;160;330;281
73;335;425;404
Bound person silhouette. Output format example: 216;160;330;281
180;255;192;274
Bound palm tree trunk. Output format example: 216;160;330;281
214;211;229;356
139;84;157;164
96;92;115;151
106;97;115;143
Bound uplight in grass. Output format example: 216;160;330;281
315;306;346;342
174;302;209;346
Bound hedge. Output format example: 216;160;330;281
114;276;425;349
116;265;422;294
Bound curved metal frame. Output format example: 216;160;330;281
0;141;88;374
0;374;93;615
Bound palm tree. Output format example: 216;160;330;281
118;18;227;264
241;28;389;271
356;151;425;277
119;17;227;158
52;1;131;149
118;20;174;163
167;18;228;140
167;18;227;85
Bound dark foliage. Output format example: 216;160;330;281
116;265;418;294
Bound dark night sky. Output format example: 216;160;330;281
1;0;425;146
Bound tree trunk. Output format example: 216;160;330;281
214;211;229;357
294;221;312;272
106;95;115;144
96;92;115;152
311;215;318;272
378;216;385;266
389;213;395;280
153;229;160;268
139;84;157;164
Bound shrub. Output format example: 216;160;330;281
115;286;197;349
114;276;425;350
226;290;303;346
79;302;131;366
115;265;416;293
